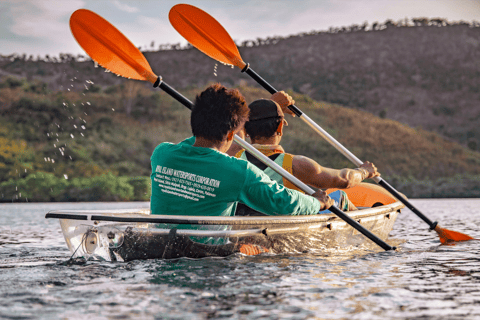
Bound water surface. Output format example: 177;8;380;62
1;200;479;319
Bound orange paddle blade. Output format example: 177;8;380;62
169;4;246;69
70;9;157;83
326;182;398;208
434;225;477;245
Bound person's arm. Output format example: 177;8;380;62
237;163;332;215
292;156;380;189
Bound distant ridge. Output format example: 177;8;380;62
1;18;479;150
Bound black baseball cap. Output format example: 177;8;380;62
247;99;284;121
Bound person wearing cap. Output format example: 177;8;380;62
150;84;335;246
229;91;380;216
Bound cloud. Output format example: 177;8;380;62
8;0;85;39
115;15;186;49
110;0;139;13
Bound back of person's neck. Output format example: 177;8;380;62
251;136;281;145
193;136;228;152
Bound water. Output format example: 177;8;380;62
1;199;479;319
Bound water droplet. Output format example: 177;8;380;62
64;174;68;180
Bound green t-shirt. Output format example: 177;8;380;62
150;136;320;243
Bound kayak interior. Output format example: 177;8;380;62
46;202;404;261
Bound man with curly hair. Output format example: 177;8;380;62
150;84;333;245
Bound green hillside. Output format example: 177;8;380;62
1;77;479;201
1;20;479;151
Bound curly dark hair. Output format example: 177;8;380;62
191;83;249;142
245;117;283;140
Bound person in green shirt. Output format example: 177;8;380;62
150;84;333;245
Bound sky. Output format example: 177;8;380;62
1;0;480;57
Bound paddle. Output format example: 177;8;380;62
169;4;476;245
69;9;395;251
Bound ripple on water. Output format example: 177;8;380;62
0;200;480;319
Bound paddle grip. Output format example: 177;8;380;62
242;64;303;117
329;206;396;251
377;179;437;230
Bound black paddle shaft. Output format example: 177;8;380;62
154;77;193;110
329;206;396;251
378;179;437;230
241;64;303;117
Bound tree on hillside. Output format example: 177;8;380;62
121;81;143;115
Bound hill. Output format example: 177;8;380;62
1;78;480;201
1;20;479;151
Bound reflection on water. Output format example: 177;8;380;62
0;200;479;319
